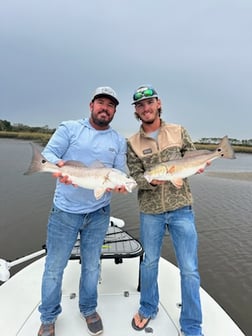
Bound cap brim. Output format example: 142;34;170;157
93;94;119;106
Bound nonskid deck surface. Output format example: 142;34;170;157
17;292;179;336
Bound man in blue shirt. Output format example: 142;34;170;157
38;87;127;336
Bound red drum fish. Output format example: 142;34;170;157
144;136;236;188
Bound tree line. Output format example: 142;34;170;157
196;137;252;146
0;119;55;134
0;119;251;146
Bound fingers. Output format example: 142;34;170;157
116;186;127;193
52;172;75;186
56;160;65;167
197;161;211;174
150;179;166;186
197;168;204;174
59;175;72;184
106;186;127;193
52;172;62;178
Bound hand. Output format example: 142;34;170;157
150;179;166;186
53;173;74;185
52;161;77;186
196;161;211;174
106;186;128;193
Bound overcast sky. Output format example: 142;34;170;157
1;0;251;141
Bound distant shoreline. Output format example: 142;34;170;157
0;132;51;146
1;132;252;153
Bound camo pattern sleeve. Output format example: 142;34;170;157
181;127;196;155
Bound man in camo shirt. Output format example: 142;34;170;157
127;85;203;336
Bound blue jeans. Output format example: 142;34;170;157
139;206;202;336
39;204;110;323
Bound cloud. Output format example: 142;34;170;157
0;0;251;140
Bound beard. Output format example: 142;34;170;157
139;115;157;125
143;118;156;124
91;110;113;127
135;109;159;124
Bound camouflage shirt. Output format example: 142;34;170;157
127;120;196;214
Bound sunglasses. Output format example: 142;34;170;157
133;88;157;101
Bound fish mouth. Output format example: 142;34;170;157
125;181;137;192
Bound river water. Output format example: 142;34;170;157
0;139;251;335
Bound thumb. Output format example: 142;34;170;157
52;172;62;178
57;160;65;167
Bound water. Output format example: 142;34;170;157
0;139;251;335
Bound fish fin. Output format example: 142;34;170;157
171;178;184;188
89;160;106;168
64;160;88;167
94;188;106;200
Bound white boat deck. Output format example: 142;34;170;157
0;256;245;336
0;258;180;335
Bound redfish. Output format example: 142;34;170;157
24;143;137;200
144;136;236;188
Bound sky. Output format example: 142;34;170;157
1;0;251;141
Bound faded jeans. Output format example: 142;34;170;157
139;206;203;336
39;204;110;323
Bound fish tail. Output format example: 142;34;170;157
215;136;236;159
24;143;48;175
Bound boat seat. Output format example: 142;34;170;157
69;222;143;264
69;221;143;291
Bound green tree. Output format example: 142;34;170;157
0;120;12;131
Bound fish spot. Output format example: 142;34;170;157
42;159;46;164
103;172;110;184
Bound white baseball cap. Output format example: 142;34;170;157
91;86;119;106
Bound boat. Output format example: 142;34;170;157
0;217;245;336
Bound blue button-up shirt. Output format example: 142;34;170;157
42;118;126;213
